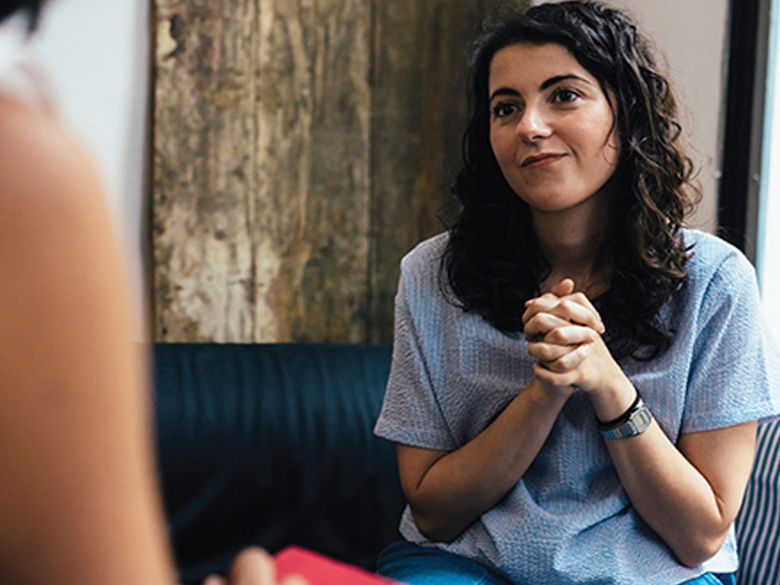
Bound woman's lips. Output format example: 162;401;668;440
522;153;566;168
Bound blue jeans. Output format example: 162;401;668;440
376;541;736;585
682;573;736;585
377;541;513;585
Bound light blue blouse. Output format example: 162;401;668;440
374;229;780;585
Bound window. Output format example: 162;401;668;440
719;0;778;328
757;0;779;328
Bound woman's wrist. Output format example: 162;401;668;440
529;376;575;404
587;370;636;422
596;387;640;427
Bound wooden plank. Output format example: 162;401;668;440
152;0;258;342
253;0;372;342
152;0;372;342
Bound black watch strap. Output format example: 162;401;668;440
597;391;653;440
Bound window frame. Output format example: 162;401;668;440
718;0;775;264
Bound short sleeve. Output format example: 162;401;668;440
373;261;457;450
682;251;780;434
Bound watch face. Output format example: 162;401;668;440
633;408;653;429
603;405;653;439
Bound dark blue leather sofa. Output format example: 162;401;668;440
154;343;404;584
153;343;779;585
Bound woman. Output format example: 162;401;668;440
373;2;780;584
0;2;306;584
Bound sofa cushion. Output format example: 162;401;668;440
154;343;404;584
735;418;780;585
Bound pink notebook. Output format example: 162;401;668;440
274;546;397;584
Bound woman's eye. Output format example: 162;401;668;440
552;88;580;104
491;102;518;118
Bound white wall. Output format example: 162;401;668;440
615;0;729;233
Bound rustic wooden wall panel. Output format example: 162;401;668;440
152;0;529;343
153;0;371;342
153;0;258;342
253;0;371;342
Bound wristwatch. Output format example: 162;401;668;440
598;395;654;440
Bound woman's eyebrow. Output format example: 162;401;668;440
489;73;594;102
488;87;520;103
540;73;592;90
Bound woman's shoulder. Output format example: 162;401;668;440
395;232;452;306
0;95;103;217
400;231;450;276
0;95;132;385
682;228;755;281
680;228;759;310
0;96;113;310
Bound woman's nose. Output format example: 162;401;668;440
515;106;552;142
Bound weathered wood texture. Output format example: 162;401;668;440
153;1;259;341
152;0;529;343
369;0;521;343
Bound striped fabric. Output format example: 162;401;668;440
735;419;780;585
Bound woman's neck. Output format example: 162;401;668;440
532;193;610;296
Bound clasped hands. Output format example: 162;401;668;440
523;278;622;397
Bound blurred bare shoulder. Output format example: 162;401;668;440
0;94;131;357
0;94;106;223
0;96;177;585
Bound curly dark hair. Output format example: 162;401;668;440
0;0;48;32
442;0;700;361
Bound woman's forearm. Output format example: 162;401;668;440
525;288;758;568
399;378;571;542
590;375;756;567
604;418;756;567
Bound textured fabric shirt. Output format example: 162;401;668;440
374;228;780;585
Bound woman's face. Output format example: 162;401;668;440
488;42;620;216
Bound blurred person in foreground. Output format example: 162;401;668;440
0;2;307;584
